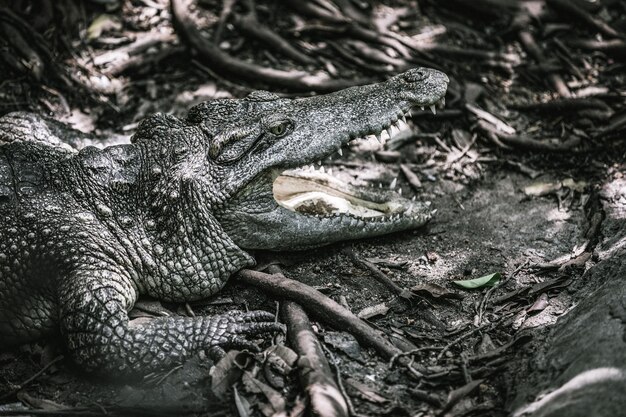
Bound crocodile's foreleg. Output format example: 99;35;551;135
58;266;280;374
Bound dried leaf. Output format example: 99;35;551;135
242;371;286;415
233;385;252;417
527;293;549;314
87;14;121;40
524;181;562;197
210;350;254;398
346;378;389;404
263;345;297;389
357;303;389;319
323;332;362;360
453;273;501;289
441;379;484;413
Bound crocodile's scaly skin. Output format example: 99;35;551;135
0;69;448;375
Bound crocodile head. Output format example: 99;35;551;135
183;68;448;250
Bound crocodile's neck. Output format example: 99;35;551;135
58;141;254;301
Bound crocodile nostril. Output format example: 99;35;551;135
403;68;429;83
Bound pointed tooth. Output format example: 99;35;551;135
411;196;416;201
386;126;393;139
430;105;436;115
401;114;407;124
337;148;343;156
379;183;382;188
398;188;402;195
317;160;322;165
441;97;445;107
320;166;325;173
327;168;333;175
420;106;424;111
375;132;382;143
390;177;397;189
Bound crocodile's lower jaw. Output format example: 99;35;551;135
271;106;445;223
270;97;445;224
272;168;432;224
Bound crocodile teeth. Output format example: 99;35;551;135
440;97;446;107
375;132;382;143
337;148;343;156
386;126;393;139
420;106;424;111
400;114;407;124
317;160;322;165
390;177;397;189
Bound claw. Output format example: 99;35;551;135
240;310;276;322
238;321;285;336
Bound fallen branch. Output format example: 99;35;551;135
545;0;621;38
511;98;612;114
476;120;581;152
283;301;349;417
595;110;626;138
232;8;317;66
237;269;403;360
570;38;626;60
171;0;372;92
518;30;571;97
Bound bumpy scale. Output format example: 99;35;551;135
0;68;448;375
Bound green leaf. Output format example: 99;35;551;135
454;272;501;289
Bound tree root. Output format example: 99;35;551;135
518;30;571;97
232;9;317;66
283;300;349;417
171;0;372;92
237;268;403;360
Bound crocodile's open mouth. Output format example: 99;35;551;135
271;98;444;222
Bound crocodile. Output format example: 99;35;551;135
0;68;448;375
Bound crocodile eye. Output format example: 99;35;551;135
268;121;291;137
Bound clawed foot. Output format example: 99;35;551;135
206;310;284;359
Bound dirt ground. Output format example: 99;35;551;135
1;1;625;416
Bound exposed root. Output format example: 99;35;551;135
171;0;372;92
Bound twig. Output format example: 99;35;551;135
400;164;422;191
436;322;493;361
344;249;413;300
476;120;581;152
321;344;362;417
0;355;64;401
214;0;237;43
545;0;621;38
518;30;571;97
570;39;626;60
389;346;443;367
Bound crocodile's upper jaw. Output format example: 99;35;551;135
212;68;449;250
